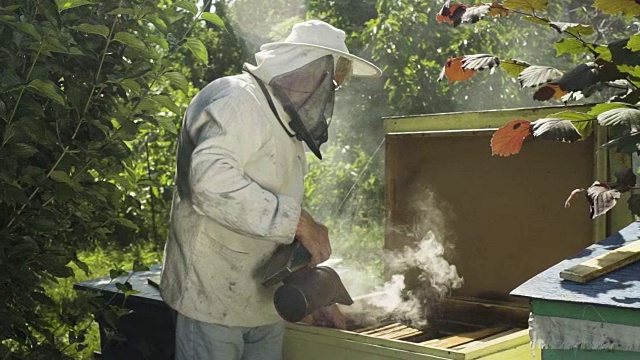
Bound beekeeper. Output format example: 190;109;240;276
160;20;381;360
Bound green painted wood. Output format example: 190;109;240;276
382;105;592;134
542;349;640;359
531;299;640;328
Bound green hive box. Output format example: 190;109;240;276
283;105;627;360
511;221;640;360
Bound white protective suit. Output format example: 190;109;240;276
160;46;336;327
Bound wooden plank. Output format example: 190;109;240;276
560;239;640;283
359;323;403;335
353;321;395;333
368;325;409;337
453;329;521;350
379;328;423;340
420;326;510;349
458;329;529;359
435;298;529;328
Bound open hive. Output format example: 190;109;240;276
284;105;619;360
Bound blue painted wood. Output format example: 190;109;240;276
511;221;640;310
543;349;640;359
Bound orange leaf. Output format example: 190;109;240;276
436;2;468;25
491;120;532;156
533;84;568;101
488;2;512;17
438;57;477;83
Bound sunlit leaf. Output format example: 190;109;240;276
549;22;594;36
593;0;640;16
548;110;594;139
586;181;620;219
595;45;613;62
501;58;530;77
115;217;138;230
172;1;198;15
503;0;547;12
183;37;208;64
438;56;476;83
133;259;149;272
521;15;549;26
588;102;632;116
518;65;563;88
461;54;500;71
162;71;189;95
27;79;65;106
461;4;491;24
490;120;532;156
627;34;640;52
531;118;581;142
554;38;589;56
55;0;92;11
71;23;109;38
488;2;512;16
597;107;640;126
201;12;226;30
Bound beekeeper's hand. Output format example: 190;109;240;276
301;304;350;330
295;209;331;266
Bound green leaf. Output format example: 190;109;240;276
550;22;594;37
11;143;38;158
549;110;594;140
503;0;547;12
71;23;109;38
3;122;18;146
113;32;149;54
183;37;208;64
133;260;149;272
156;116;178;134
589;102;632;116
501;58;530;77
595;45;613;62
593;0;640;16
628;35;640;52
119;79;141;95
27;79;66;106
115;281;139;296
521;16;549;26
124;61;152;79
618;65;640;79
148;35;169;51
151;95;181;114
73;258;90;276
115;217;138;230
201;12;226;30
55;0;92;11
49;170;73;184
109;268;128;279
16;23;42;41
172;1;198;15
107;7;137;15
554;38;589;56
162;71;189;95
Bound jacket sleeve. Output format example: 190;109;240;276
187;94;300;244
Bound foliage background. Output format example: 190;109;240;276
1;0;638;358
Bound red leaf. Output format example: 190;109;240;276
438;57;477;83
436;0;468;26
490;120;532;156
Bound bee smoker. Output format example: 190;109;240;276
261;240;353;322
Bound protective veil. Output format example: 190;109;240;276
269;55;335;159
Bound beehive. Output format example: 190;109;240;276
283;105;617;360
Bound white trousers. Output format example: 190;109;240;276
175;313;285;360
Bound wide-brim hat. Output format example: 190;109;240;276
260;20;382;77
